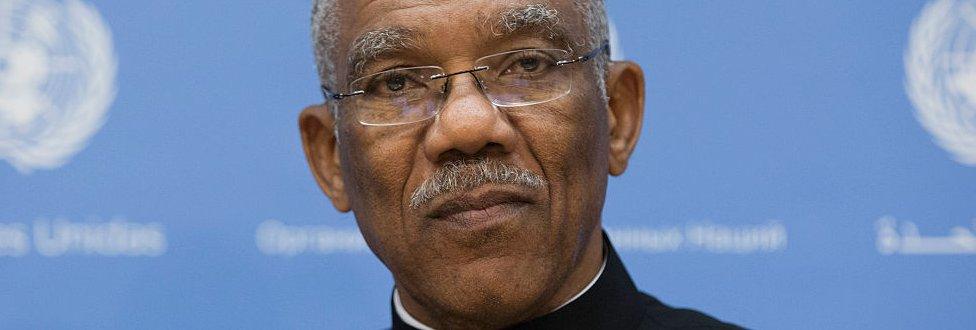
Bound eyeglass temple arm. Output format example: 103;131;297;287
556;41;611;66
321;85;364;101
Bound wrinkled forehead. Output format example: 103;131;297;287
333;0;587;76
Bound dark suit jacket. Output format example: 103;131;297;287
393;232;744;329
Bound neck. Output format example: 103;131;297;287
398;227;606;329
534;227;606;313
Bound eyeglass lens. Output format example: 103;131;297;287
347;49;573;126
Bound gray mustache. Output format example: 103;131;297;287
409;158;546;209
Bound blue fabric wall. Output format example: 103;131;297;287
1;1;974;329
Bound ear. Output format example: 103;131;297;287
299;104;351;212
605;61;645;176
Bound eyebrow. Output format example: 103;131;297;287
487;3;574;50
346;26;419;78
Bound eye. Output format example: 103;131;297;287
361;70;427;96
500;52;554;77
518;57;540;72
385;74;406;92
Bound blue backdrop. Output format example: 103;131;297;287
2;1;975;329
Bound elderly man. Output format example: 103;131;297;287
299;0;740;329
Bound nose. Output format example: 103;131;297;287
422;73;519;162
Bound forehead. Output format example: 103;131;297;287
335;0;587;67
343;0;583;32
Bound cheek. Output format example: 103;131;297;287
510;90;610;229
339;124;422;261
512;92;609;184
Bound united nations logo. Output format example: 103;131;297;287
905;0;976;167
0;0;116;174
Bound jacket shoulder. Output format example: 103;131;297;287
636;293;745;330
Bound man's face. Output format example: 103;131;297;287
302;0;644;327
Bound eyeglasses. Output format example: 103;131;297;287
321;42;609;126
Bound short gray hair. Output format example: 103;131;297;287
311;1;609;115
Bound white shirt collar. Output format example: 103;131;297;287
394;255;608;330
394;289;436;330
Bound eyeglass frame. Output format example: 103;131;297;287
319;41;610;122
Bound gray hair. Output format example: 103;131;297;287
409;157;547;209
311;1;610;117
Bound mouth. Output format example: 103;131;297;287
426;186;534;230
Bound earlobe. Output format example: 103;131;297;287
299;104;351;212
605;61;646;176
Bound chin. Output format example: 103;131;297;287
414;252;562;326
390;200;580;326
